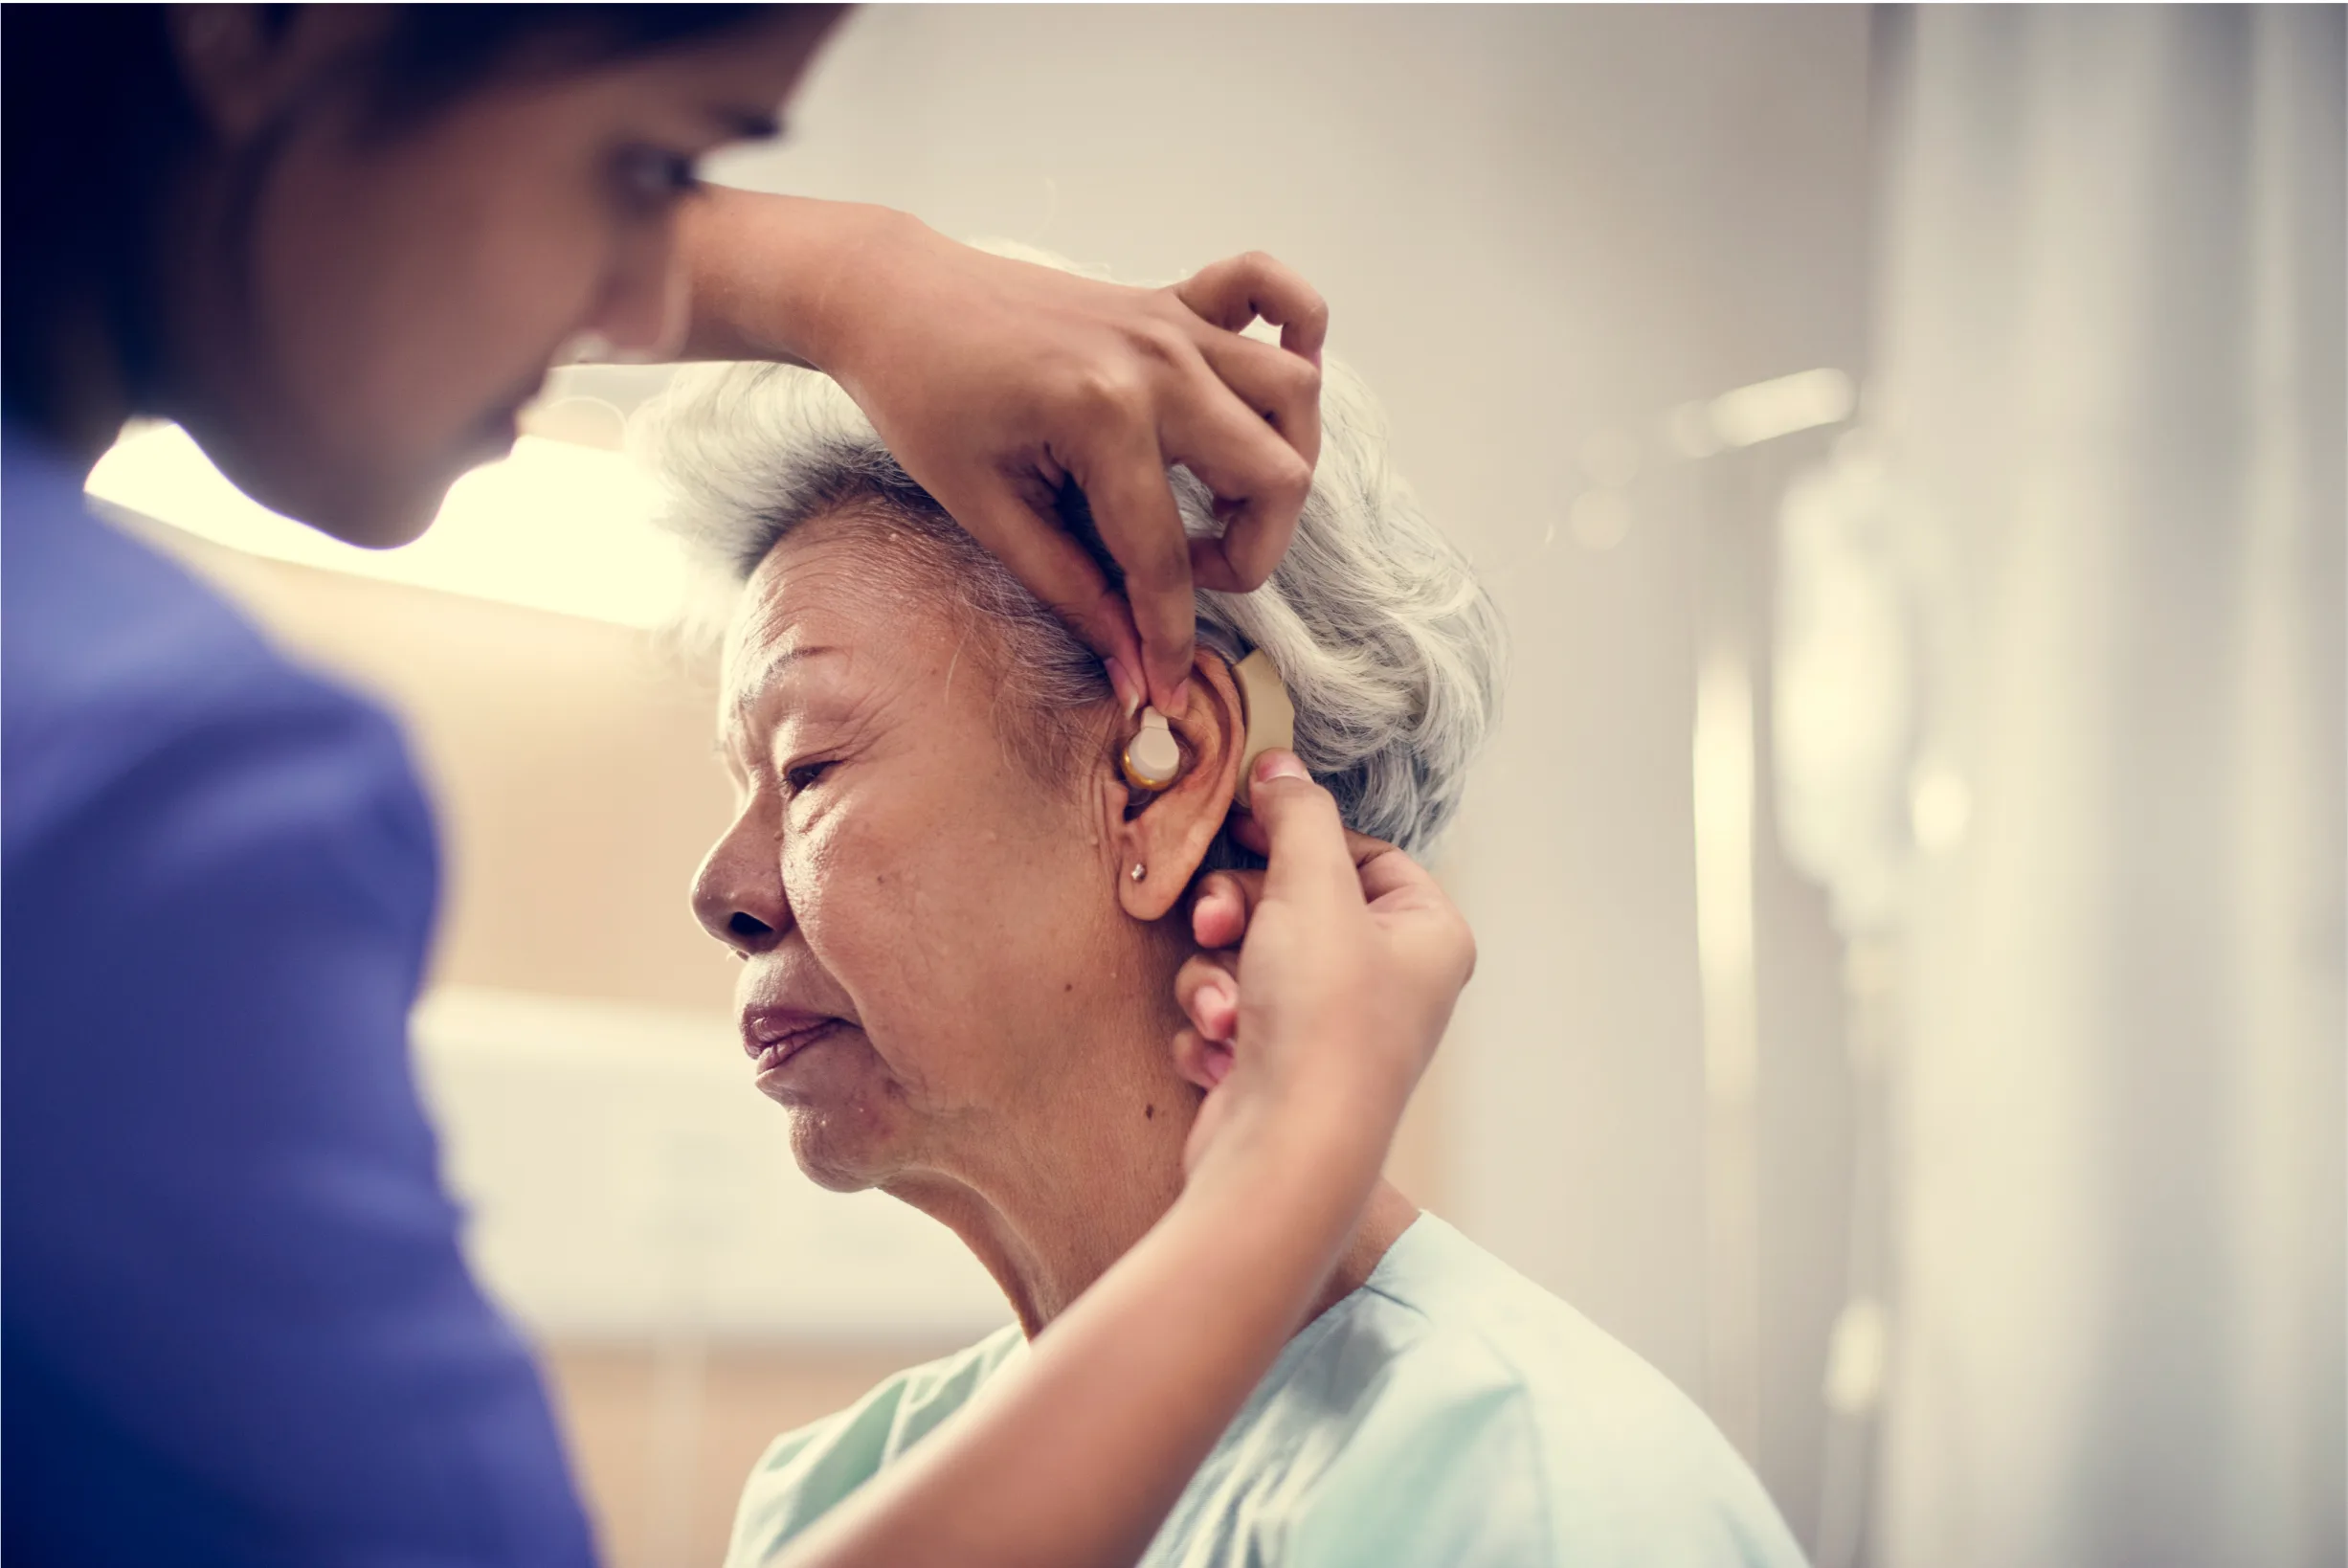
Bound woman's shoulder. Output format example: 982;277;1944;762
726;1325;1027;1567
1302;1215;1808;1566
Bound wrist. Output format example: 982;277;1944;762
1186;1085;1394;1214
680;190;926;369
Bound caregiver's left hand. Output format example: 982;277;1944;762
1167;763;1471;1181
681;190;1327;712
1171;810;1449;1116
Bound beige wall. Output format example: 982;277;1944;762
545;1342;951;1568
137;529;741;1012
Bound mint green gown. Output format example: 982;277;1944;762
725;1215;1807;1568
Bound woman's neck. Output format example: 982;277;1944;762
880;995;1421;1338
7;284;135;472
7;132;216;471
884;1062;1196;1334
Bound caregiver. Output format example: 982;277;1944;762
0;8;1474;1567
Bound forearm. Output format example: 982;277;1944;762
773;1094;1397;1568
677;188;927;370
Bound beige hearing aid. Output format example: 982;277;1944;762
1121;707;1182;790
1117;649;1296;809
1229;650;1296;810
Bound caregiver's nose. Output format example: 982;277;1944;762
582;231;690;363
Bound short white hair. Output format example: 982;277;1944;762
640;317;1501;858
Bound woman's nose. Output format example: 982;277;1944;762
584;226;690;362
691;819;790;956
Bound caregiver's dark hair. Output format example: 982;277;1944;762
0;3;785;429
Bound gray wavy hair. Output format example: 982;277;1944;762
639;325;1501;859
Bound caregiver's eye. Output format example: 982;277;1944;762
612;145;702;214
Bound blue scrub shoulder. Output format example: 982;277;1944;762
1;428;592;1567
3;440;434;882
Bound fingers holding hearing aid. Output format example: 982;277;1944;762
1192;832;1398;952
1175;951;1242;1046
1189;870;1259;952
1182;823;1443;1066
797;230;1326;714
1172;251;1331;369
1168;252;1327;595
949;475;1151;701
1176;750;1475;1156
1074;427;1206;706
1172;1023;1236;1093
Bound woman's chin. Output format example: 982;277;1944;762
787;1118;893;1194
763;1046;903;1192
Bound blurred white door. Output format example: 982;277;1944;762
1847;11;2345;1566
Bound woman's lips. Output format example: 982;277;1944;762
743;1008;846;1075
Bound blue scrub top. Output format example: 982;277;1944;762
2;426;594;1566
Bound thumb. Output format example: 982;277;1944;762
1244;751;1359;911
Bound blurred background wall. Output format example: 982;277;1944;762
92;7;2343;1568
1843;11;2344;1568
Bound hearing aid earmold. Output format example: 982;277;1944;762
1117;649;1296;810
1120;707;1182;791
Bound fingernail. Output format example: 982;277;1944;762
1254;749;1308;785
1170;677;1195;712
1105;657;1143;718
562;329;615;366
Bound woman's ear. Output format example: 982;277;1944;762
1106;651;1246;921
169;6;388;143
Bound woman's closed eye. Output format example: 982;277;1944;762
782;759;837;799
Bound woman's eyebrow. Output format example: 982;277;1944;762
729;642;845;727
747;642;841;683
706;105;785;144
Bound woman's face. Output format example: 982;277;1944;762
692;511;1161;1194
166;8;836;547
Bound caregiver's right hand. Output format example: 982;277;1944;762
682;193;1328;712
811;220;1327;712
1171;750;1476;1180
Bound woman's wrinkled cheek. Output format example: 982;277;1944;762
779;799;883;964
780;797;938;1096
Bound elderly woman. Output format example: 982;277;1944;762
654;344;1803;1566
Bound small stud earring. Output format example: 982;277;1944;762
1129;862;1147;883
